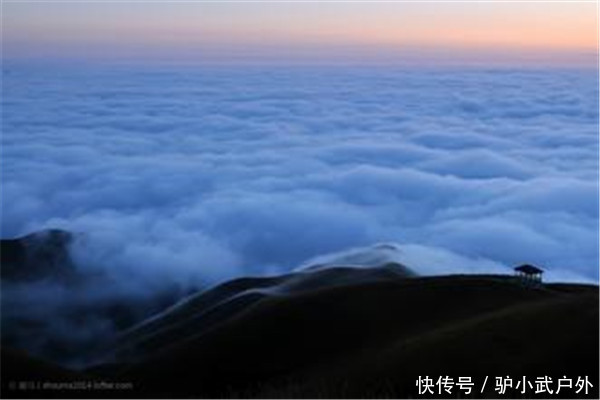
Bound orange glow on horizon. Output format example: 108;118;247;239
3;2;598;66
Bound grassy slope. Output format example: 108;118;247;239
120;275;598;398
115;264;411;361
265;288;598;398
2;275;598;398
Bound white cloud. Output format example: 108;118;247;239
2;65;598;286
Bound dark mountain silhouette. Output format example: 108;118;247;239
114;262;415;362
111;275;598;398
0;229;190;368
3;276;597;398
1;229;76;282
0;230;598;399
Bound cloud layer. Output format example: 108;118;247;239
2;65;598;285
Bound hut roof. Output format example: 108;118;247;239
514;264;543;274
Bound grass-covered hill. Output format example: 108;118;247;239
3;272;597;398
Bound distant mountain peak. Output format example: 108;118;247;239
0;228;75;282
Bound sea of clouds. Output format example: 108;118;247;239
2;64;599;287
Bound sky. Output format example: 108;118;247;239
2;1;598;66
